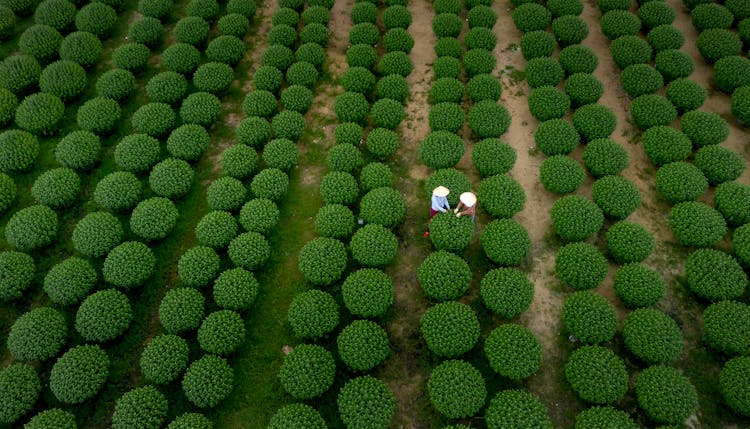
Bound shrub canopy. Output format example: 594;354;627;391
428;360;487;419
485;324;542;380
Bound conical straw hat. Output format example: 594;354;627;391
432;186;450;197
460;192;477;206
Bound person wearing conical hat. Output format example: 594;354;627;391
454;191;477;222
430;186;451;219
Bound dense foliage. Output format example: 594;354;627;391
337;320;390;372
159;287;205;334
7;306;66;362
668;202;727;247
562;291;618;344
5;204;57;252
485;324;542;380
686;249;747;302
342;269;394;318
622;308;682;364
140;334;189;385
565;346;628;404
481;219;531;266
719;356;750;417
279;344;335;399
287;289;339;339
485;390;553;429
197;310;245;356
350;224;399;267
0;363;40;424
337;376;395;429
551;195;604;241
428;360;486;419
477;174;525;219
181;354;234;408
102;241;156;289
605;221;654;263
421;301;480;357
635;365;698;424
75;289;132;343
418;251;471;300
43;257;95;306
50;345;109;404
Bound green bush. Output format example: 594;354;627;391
299;22;330;46
130;198;176;244
703;300;750;356
298;237;347;286
5;205;57;252
195;210;237;249
167;124;210;161
714;56;750;94
173;16;209;45
71;211;123;258
0;88;16;127
288;289;339;339
242;90;277;118
15;92;64;135
715;181;750;227
562;291;617;343
95;68;134;101
359;186;406;228
320;171;358;205
350;224;398;267
131;103;176;137
337;320;390;371
610;35;652;69
468;100;511;138
472;138;515;177
433;12;462;38
727;0;750;19
383;28;413;53
654;49;694;82
697;29;742;63
0;55;40;94
694;145;744;186
239;198;279;235
512;3;551;33
480;268;534;318
177;246;220;288
485;390;553;429
418;251;471;300
419;130;464;168
39;60;85;101
668;201;727;247
263;138;299;171
378;51;413;77
428;360;486;419
540;155;584;194
31;167;79;208
213;267;259;311
181;354;234;408
528;86;570;121
341;269;393;318
112;43;149;71
0;5;12;37
525;57;564;88
7;306;66;361
601;10;641;40
167;413;212;429
94;171;141;212
159;287;204;334
0;363;40;424
614;263;665;308
228;231;270;271
149;158;194;199
262;45;294;71
360;162;393;192
555;242;609;290
732;85;750;125
481;219;531;266
464;76;499;104
433;56;460;79
468;4;497;28
720;356;750;417
180;92;221;127
572;103;616;141
606;221;654;263
638;1;675;30
692;3;733;32
138;0;170;18
370;98;405;129
421;301;480;357
140;334;189;384
686;249;747;302
75;289;131;342
429;212;474;253
630;94;677;130
111;386;167;429
647;24;684;52
268;24;297;48
303;5;329;24
43;257;95;305
268;404;326;429
76;97;121;135
334;91;369;123
655;161;708;204
252;65;282;94
551;195;604;241
338;376;396;429
102;241;155;289
574;407;638;429
425;169;471;208
552;15;588;46
565;346;628;404
534;119;580;156
485;324;542;380
665;78;706;113
623;308;682;364
620;64;663;98
24;409;76;429
19;24;61;60
565;73;603;106
548;0;583;16
376;74;409;103
341;66;376;94
346;44;377;69
185;0;217;20
250;168;288;201
433;0;459;14
558;44;599;75
50;345;108;404
429;102;464;133
383;4;410;29
642;126;691;167
520;30;556;60
236;116;270;148
197;310;245;355
635;365;698;424
465;27;497;51
348;21;378;45
310;203;353;238
218;13;249;37
477;174;525;219
327;143;363;173
273;6;298;26
0;172;14;213
128;16;162;47
279;344;335;399
193;62;233;94
681;110;729;148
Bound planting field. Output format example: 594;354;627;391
0;0;749;426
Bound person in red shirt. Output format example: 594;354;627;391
454;191;477;222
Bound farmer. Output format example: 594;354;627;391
454;191;477;222
430;186;451;219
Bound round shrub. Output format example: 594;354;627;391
173;16;210;45
195;210;238;249
665;78;706;113
540;155;585;194
75;289;132;342
610;35;652;69
421;301;480;357
298;237;347;286
572;103;616;141
345;44;377;69
655;49;694;81
279;344;335;399
177;246;220;288
337;320;390;371
528;86;570;121
0;88;16;127
552;15;588;47
481;268;534;318
143;72;187;105
359;187;406;229
8;306;66;361
302;5;329;24
335;123;363;147
197;310;245;355
383;4;411;29
472;138;515;178
132;103;176;137
138;0;170;18
534;119;580;156
140;334;189;385
468;100;510;137
732;85;750;124
647;24;685;52
213;268;259;312
162;43;201;75
601;10;641;40
181;354;234;408
239;198;279;235
477;174;525;219
71;211;123;258
159;287;204;334
642;126;691;167
370;98;405;129
548;0;583;16
378;51;413;77
15;92;64;135
218;13;249;37
520;30;556;60
562;291;617;343
0;172;13;213
227;0;255;16
31;167;79;209
268;404;326;429
614;263;665;308
360;162;393;192
75;98;120;137
623;308;682;364
425;169;471;209
93;171;140;213
620;64;663;97
692;3;733;32
655;161;710;204
429;212;474;253
128;16;162;47
376;74;409;102
418;251;471;300
481;219;531;266
39;60;85;101
50;345;108;404
250;168;288;201
433;12;462;38
0;55;40;94
242;90;277;118
686;249;747;302
694;145;744;186
419;130;464;168
525;57;564;88
43;257;95;305
720;356;750;417
263;138;299;172
350;224;398;267
327;143;363;173
227;231;270;271
0;5;12;37
485;390;553;429
0;251;34;302
149;158;194;199
465;27;497;51
558;45;599;75
19;24;61;61
555;242;609;290
95;68;135;101
597;0;633;12
288;289;339;339
24;409;77;429
428;360;486;419
697;29;742;63
281;85;313;113
433;0;459;14
703;300;750;356
565;346;628;404
320;171;358;205
341;268;394;318
630;94;677;130
0;363;40;424
185;0;217;20
638;1;675;30
102;241;155;289
485;324;542;380
466;74;502;103
112;43;149;71
565;73;603;106
167;413;213;429
334;91;369;123
681;110;729;148
262;44;294;71
606;220;654;263
383;27;414;53
668;201;727;247
715;181;750;227
75;2;116;35
551;195;604;241
236;116;270;148
635;366;698;424
180;92;221;126
338;376;395;429
429;102;463;133
349;21;378;45
433;56;460;79
512;3;551;33
167;124;210;161
5;205;57;252
714;56;750;93
111;386;168;429
574;407;638;429
268;24;297;48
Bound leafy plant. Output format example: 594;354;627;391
378;51;413;76
75;289;131;342
694;145;744;186
132;103;176;137
480;268;534;318
360;162;393;192
692;2;733;32
565;73;604;106
601;10;641;40
95;68;135;101
359;187;406;229
39;60;86;101
556;242;609;290
481;219;531;266
520;30;556;60
630;94;677;130
485;324;542;380
485;390;553;429
50;345;109;404
250;168;289;201
24;409;77;429
102;241;156;289
553;15;588;46
558;45;599;75
181;354;233;408
341;269;394;318
19;24;62;60
548;0;583;16
540;155;584;194
664;78;705;113
572;103;616;141
703;300;750;356
5;205;57;252
140;334;189;384
111;386;168;429
0;55;40;94
641;126;691;166
647;24;685;52
43;257;95;305
7;306;66;361
512;3;551;32
298;237;347;286
197;310;245;355
697;29;742;63
337;376;395;429
0;251;34;302
350;224;398;267
433;56;460;79
268;404;326;429
574;407;638;429
112;43;150;71
419;130;464;168
686;249;747;302
72;211;123;258
346;44;377;69
605;221;654;263
635;365;698;424
0;363;40;424
562;291;618;344
623;308;682;364
465;27;497;51
221;145;259;180
77;97;121;135
429;102;464;133
31;167;79;209
337;320;390;371
467;73;502;102
551;195;604;241
720;356;750;417
159;287;204;334
655;49;694;81
565;346;628;404
528;86;570;121
610;35;652;69
370;98;405;129
428;360;486;418
418;251;471;300
430;212;474;253
525;57;564;88
421;301;480;357
279;344;335;399
15;92;64;135
376;74;409;103
714;181;750;227
320;171;358;205
534;119;580;156
668;202;727;247
180;92;221;127
477;174;526;218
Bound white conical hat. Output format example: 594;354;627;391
432;186;450;197
460;192;477;206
